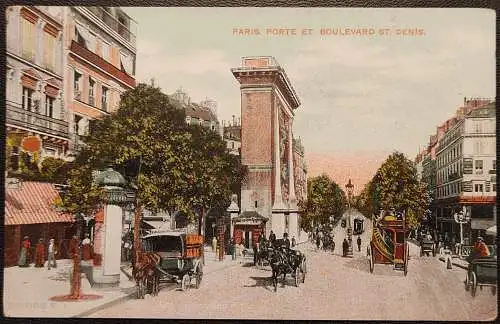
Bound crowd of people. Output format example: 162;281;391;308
17;234;94;269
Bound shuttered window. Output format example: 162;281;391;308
21;18;35;60
43;32;56;71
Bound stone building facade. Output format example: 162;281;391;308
6;6;68;164
65;7;137;155
232;56;302;242
416;98;496;244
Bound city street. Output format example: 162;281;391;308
90;217;497;321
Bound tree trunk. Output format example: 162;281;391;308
133;202;142;267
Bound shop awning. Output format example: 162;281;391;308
5;181;74;225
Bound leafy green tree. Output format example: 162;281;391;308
358;152;429;229
60;83;246;234
299;174;346;232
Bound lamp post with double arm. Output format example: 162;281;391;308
345;179;354;257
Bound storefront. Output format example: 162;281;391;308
4;180;75;266
232;211;268;249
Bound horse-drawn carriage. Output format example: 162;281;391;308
419;239;436;257
134;231;204;298
367;210;409;276
353;218;365;235
464;256;497;297
256;238;307;292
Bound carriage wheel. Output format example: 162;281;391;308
301;260;306;283
181;274;191;292
295;267;301;287
491;286;496;296
464;272;470;291
471;272;477;297
368;245;374;273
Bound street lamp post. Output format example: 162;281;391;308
454;206;471;252
345;179;354;257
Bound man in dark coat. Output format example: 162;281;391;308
342;238;349;257
269;230;276;244
357;236;362;252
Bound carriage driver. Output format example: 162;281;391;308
282;233;291;249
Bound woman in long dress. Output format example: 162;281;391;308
18;236;31;267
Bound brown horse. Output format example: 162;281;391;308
133;251;161;298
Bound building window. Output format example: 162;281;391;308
101;40;110;61
21;18;35;60
101;86;108;111
88;77;95;106
87;32;97;53
493;184;497;192
74;71;82;99
475;160;483;174
474;122;482;133
474;183;484;193
22;87;34;111
43;32;55;71
45;96;54;118
75;24;87;47
10;146;20;171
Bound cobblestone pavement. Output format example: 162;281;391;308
89;236;497;320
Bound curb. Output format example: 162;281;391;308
74;259;239;318
438;256;468;270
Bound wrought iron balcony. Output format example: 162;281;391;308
6;100;69;138
70;40;135;88
83;7;136;47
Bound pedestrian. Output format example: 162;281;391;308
238;239;245;263
47;238;57;269
269;230;276;245
342;238;349;257
82;234;93;261
18;236;31;267
282;233;291;249
357;236;362;252
212;236;217;252
291;236;296;248
253;240;258;265
34;238;45;267
229;238;235;260
316;235;321;250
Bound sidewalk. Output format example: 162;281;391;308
3;250;241;318
437;254;469;270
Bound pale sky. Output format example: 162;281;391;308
124;7;495;189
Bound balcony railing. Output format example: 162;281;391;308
70;40;135;88
6;101;69;138
84;7;136;47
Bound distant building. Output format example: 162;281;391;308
222;116;241;155
170;88;220;134
416;97;496;244
293;137;307;204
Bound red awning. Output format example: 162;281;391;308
5;181;74;225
